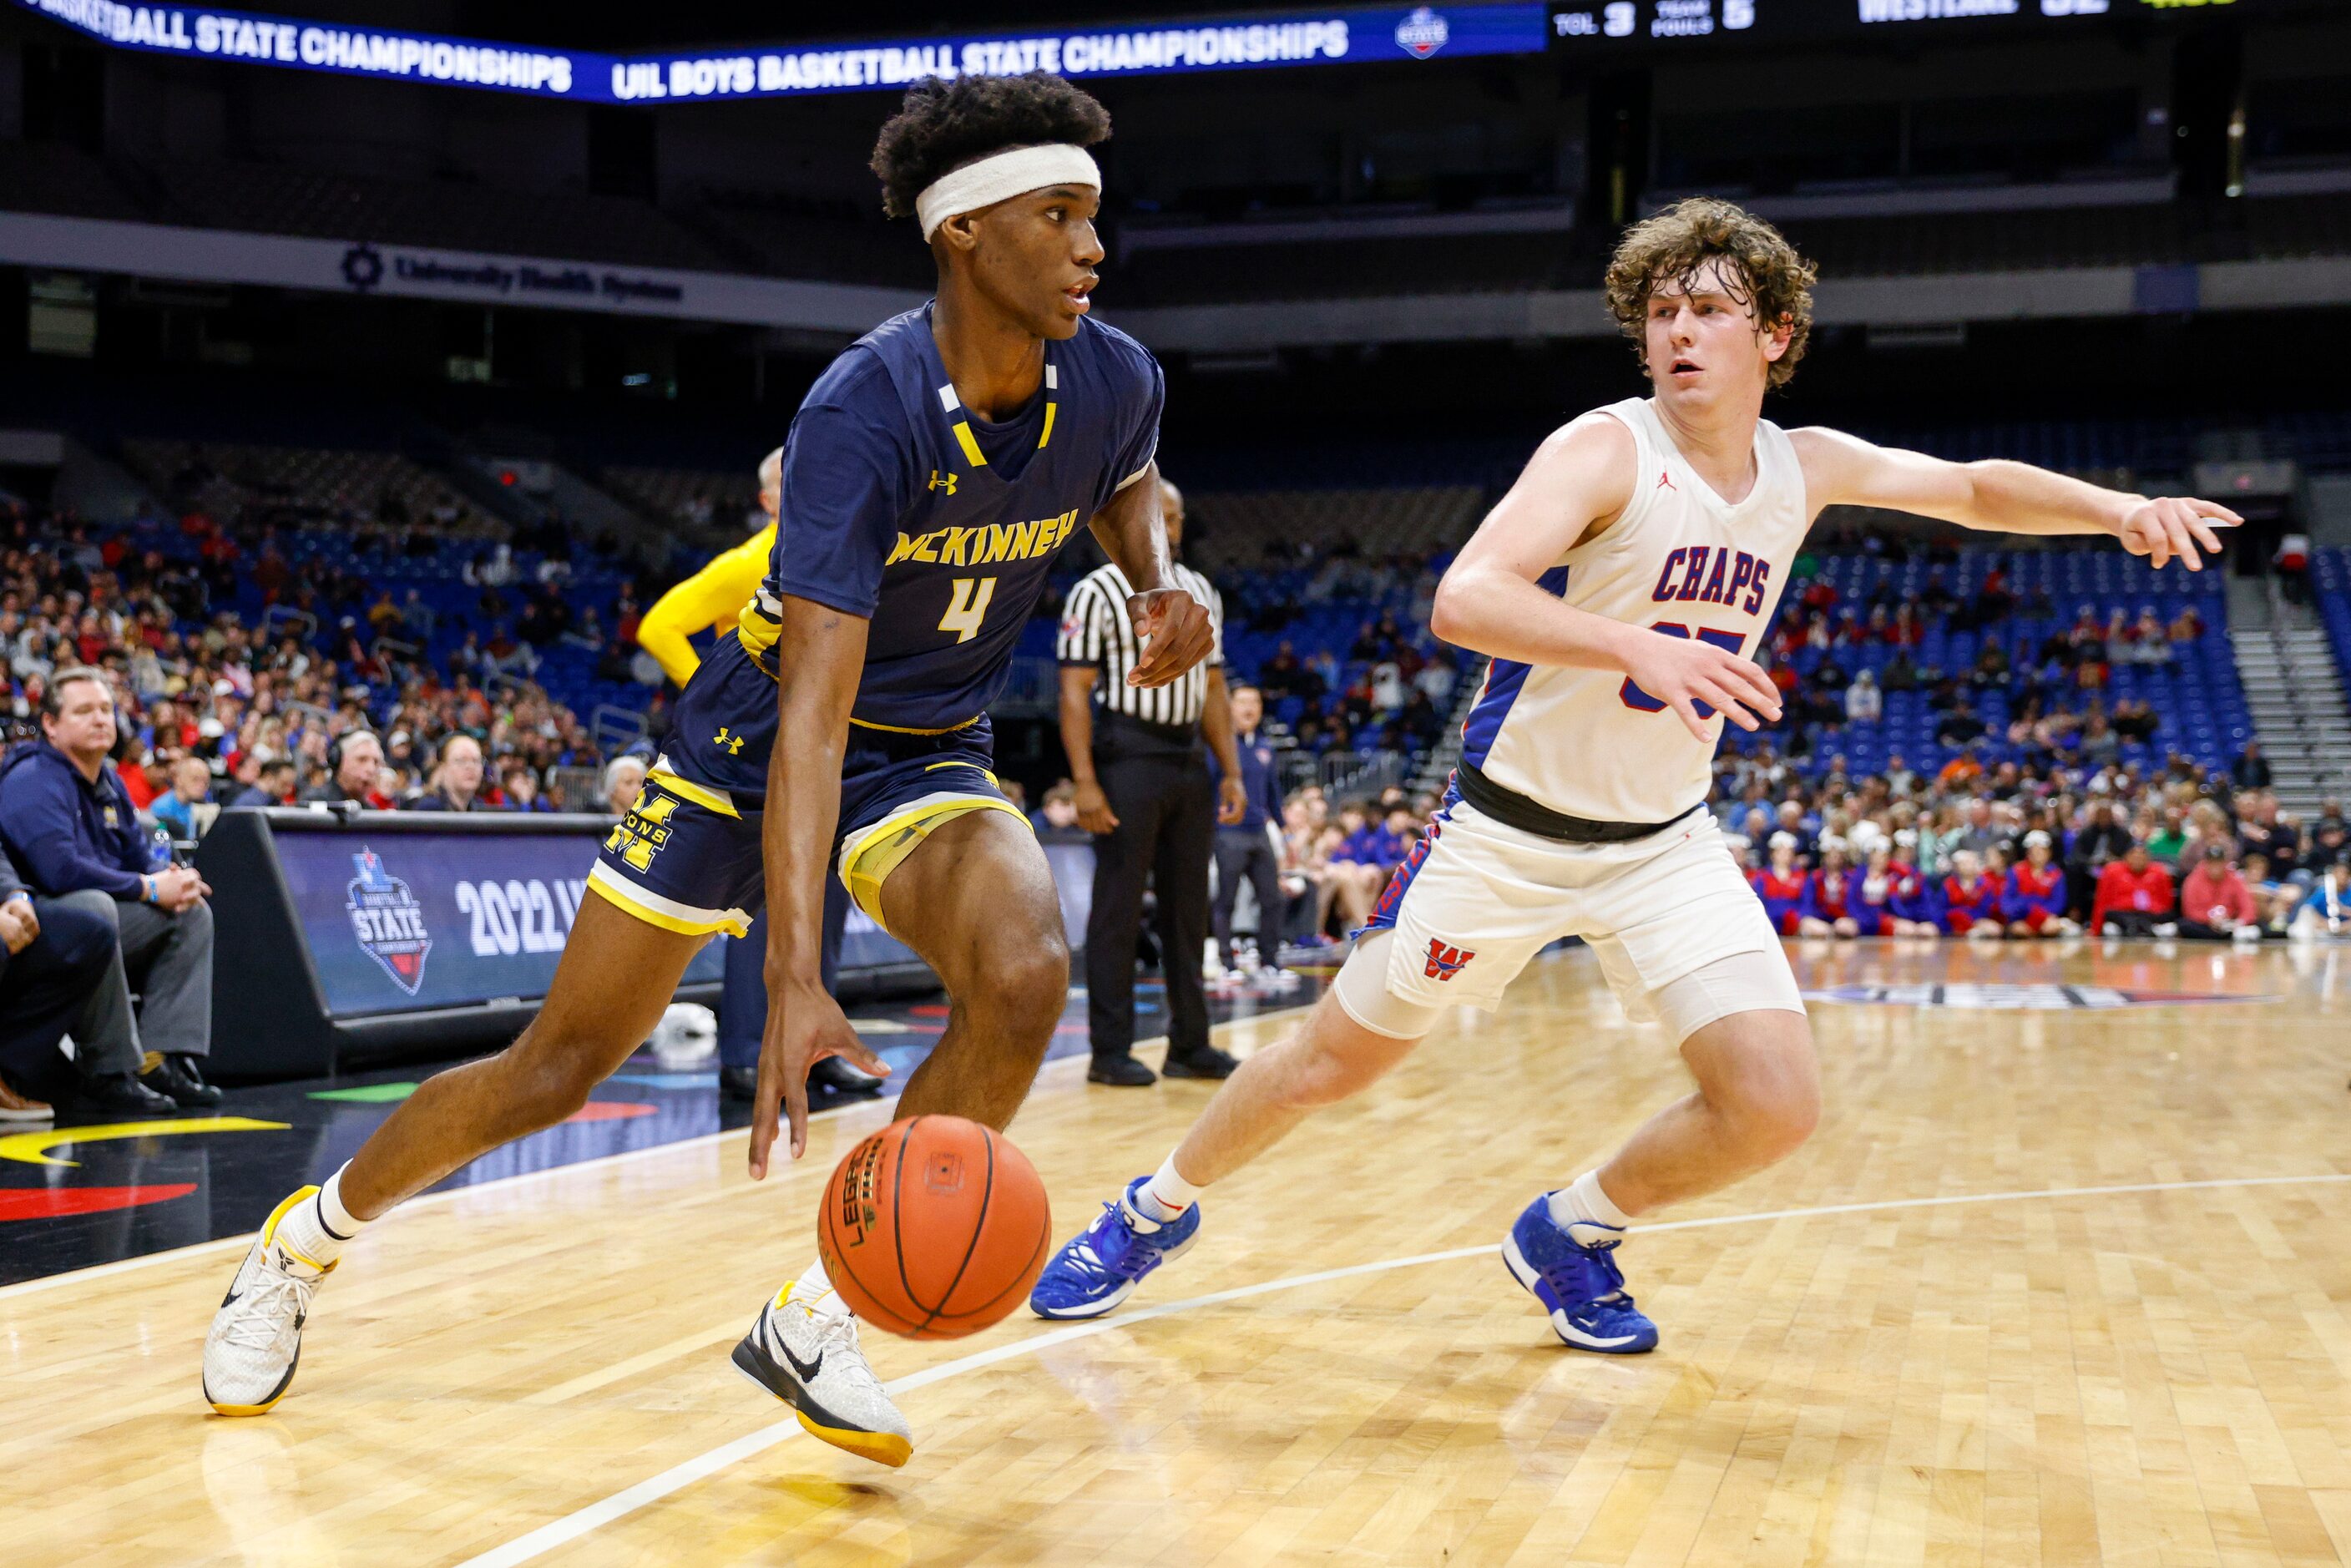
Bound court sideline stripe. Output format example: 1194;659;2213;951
0;1007;1312;1304
453;1168;2351;1568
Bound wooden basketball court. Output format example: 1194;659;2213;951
8;938;2350;1566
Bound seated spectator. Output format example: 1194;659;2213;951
603;753;649;816
2238;852;2297;936
1772;798;1818;862
1935;701;1985;748
0;668;217;1109
227;755;298;808
2232;741;2273;792
2177;842;2261;942
2091;841;2177;938
149;755;214;841
2111;699;2158;744
118;743;171;812
1843;669;1881;725
500;761;553;813
302;729;387;806
2307;807;2348;870
1939;848;2004;940
1033;780;1079;833
1797;840;1859;938
1278;792;1336;941
407;735;492;812
2290;858;2349;939
0;840;149;1118
1886;835;1943;935
1851;844;1899;937
2002;831;2075;938
1323;803;1390;930
1749;833;1806;936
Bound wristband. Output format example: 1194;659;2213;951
140;874;158;905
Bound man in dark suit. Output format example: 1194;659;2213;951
0;841;171;1115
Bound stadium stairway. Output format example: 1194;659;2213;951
1409;655;1493;799
2229;606;2351;816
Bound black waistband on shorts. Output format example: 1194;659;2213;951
1454;762;1701;844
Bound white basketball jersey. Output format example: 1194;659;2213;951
1457;397;1811;823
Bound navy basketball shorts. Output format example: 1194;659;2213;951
588;635;1026;939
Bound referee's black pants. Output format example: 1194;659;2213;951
1085;734;1213;1064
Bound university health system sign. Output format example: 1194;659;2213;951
14;1;1548;103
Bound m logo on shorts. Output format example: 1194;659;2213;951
1423;938;1475;981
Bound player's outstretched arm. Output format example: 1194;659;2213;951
1432;417;1782;741
751;594;892;1177
1790;427;2240;569
1088;461;1215;687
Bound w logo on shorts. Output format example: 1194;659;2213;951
1423;938;1475;981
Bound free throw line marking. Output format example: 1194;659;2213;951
453;1168;2351;1568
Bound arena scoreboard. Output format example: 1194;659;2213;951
1549;0;2278;51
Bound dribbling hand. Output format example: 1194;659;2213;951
1124;587;1215;687
749;980;892;1179
1620;628;1783;743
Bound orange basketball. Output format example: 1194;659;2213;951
817;1115;1052;1340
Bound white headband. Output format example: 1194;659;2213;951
916;144;1100;241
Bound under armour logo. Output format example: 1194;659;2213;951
1656;470;1677;492
714;727;746;756
1423;938;1476;981
928;469;958;496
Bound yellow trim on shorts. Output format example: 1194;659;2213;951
647;768;740;820
587;870;751;938
847;713;984;736
837;792;1029;933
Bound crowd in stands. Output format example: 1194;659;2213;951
0;486;673;1121
1720;742;2350;943
1197;540;1467;761
0;500;628;822
1745;540;2217;771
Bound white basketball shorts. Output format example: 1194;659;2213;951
1339;792;1802;1039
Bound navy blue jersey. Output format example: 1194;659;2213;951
737;304;1163;731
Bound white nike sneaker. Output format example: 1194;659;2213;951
731;1282;912;1467
204;1186;336;1415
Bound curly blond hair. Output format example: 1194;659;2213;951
1604;197;1817;391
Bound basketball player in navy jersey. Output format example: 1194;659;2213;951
205;74;1213;1469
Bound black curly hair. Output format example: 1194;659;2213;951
871;73;1111;223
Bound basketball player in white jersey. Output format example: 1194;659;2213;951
1029;197;2237;1351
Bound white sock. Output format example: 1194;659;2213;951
786;1260;833;1307
276;1164;368;1266
1133;1154;1205;1223
1546;1170;1634;1249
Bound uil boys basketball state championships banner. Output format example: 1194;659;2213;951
13;0;1549;102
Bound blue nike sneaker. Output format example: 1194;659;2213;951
1029;1177;1201;1320
1500;1193;1658;1354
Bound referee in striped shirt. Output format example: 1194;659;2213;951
1059;478;1247;1085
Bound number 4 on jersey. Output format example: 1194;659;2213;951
1620;622;1747;718
938;576;997;643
